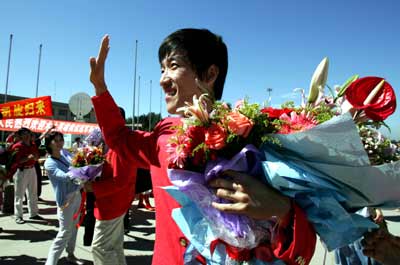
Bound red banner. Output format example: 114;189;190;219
0;118;98;135
0;96;53;119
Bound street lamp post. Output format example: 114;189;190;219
132;40;138;130
266;87;273;106
35;44;43;97
4;34;13;103
149;80;152;131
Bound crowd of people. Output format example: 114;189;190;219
0;28;399;265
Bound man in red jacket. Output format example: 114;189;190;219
89;29;316;265
84;128;136;265
11;127;44;224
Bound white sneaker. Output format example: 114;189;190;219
66;254;85;265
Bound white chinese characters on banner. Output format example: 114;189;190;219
0;118;98;135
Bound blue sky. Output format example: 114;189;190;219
1;0;399;138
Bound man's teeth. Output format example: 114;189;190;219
167;89;177;96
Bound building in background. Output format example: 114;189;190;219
0;94;97;147
0;94;97;123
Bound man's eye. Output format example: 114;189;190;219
161;69;165;74
170;63;178;69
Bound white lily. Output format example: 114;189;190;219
308;57;329;104
176;94;210;124
293;87;306;108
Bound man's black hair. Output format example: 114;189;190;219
158;28;228;100
119;107;126;121
16;127;32;136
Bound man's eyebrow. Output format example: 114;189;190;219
166;53;186;62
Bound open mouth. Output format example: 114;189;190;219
165;87;177;97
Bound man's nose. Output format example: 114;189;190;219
159;70;170;87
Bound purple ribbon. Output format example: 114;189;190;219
168;144;267;243
69;163;103;183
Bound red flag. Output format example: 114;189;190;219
0;96;53;119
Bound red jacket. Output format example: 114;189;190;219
10;141;39;169
91;148;136;220
92;91;316;265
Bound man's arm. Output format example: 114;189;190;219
89;35;109;96
38;124;56;141
89;35;154;168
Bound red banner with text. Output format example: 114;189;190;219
0;118;98;135
0;96;53;119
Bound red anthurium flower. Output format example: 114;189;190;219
260;107;292;119
345;76;396;121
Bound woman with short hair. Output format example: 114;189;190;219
44;131;83;265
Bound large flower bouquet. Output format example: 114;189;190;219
68;145;105;185
165;57;399;264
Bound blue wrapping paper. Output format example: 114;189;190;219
261;113;400;250
165;112;400;259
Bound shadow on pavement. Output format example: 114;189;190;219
126;255;152;264
0;229;57;242
0;255;46;265
0;254;152;265
128;225;155;237
385;215;400;222
124;235;154;251
130;209;155;226
58;257;93;265
39;200;57;207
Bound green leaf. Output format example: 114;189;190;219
326;84;335;98
337;74;359;98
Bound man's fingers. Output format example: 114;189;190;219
211;201;245;213
89;57;97;71
362;248;376;259
222;170;246;182
98;35;110;63
209;178;244;192
215;189;248;203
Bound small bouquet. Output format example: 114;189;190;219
165;57;399;263
68;146;105;185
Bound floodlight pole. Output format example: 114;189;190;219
132;40;138;129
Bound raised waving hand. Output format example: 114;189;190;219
90;35;110;96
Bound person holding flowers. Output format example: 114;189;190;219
44;131;84;265
82;127;136;265
89;28;316;265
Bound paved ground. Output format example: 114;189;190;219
1;179;399;264
0;179;155;264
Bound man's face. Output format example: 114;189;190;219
20;131;31;144
159;52;203;114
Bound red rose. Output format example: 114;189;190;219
261;107;292;119
205;123;227;150
192;148;206;166
226;111;254;138
345;76;396;121
186;125;206;151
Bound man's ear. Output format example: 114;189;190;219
205;65;219;88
